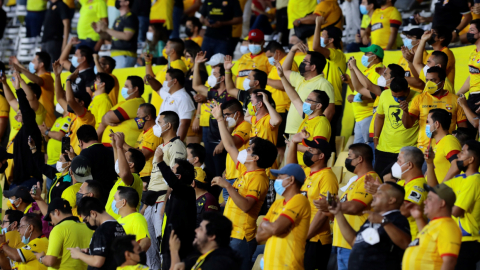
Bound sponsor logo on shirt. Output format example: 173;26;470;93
469;65;480;74
407;190;422;203
371;23;383;32
408;238;420;247
388;106;403;129
446;104;452;110
238;70;252;77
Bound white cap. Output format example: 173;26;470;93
206;53;225;66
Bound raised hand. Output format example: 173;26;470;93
364;174;381;195
69;37;80;45
421;30;433;42
52;60;63;76
11;71;20;89
68;69;80;81
275;61;284;77
224;55;235;70
210;101;223;121
195;51;208;65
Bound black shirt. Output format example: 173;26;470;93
174;0;184;8
184;248;242;270
42;0;69;42
79;144;117;197
111;12;139;54
238;89;252;114
200;0;242;39
195;192;219;227
69;66;96;94
185;69;208;98
131;0;151;18
88;220;126;270
206;89;235;143
432;0;470;31
348;210;411;270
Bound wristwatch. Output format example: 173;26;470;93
45;130;49;137
39;255;45;264
454;29;460;35
381;216;390;225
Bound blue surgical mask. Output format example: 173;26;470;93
274;179;290;196
21;229;32;245
111;199;120;214
28;62;36;73
121;87;130;99
248;44;262;55
361;55;372;68
393;96;406;103
94;66;98;74
71;56;80;68
268;57;275;66
360;4;368;15
320;37;326;47
425;124;435;139
403;38;413;50
302;102;314;115
1;228;7;234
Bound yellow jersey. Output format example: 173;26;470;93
397;176;428;240
224;163;269;241
251;114;279;146
324;48;346;106
68;109;96;155
376;89;419;153
370;6;402;49
225;121;251;180
150;0;174;30
235;52;273;90
287;0;316;29
187;36;203;47
468;47;480;93
109;74;120;106
46;116;71;165
266;55;299;113
152;59;188;113
118;212;150;241
26;0;46;11
61;182;82;211
6;230;23;249
263;194;311;270
89;92;113;129
297;115;331;167
13;236;49;270
38;73;55;127
135;127;163;177
432;135;461;183
444;173;480;242
402;217;462;270
333;171;378;249
117;264;149;270
77;0;108;41
301;167;339;244
106;174;143;220
427;47;456;86
408;91;466;152
351;62;383;122
398;50;428;93
313;0;343;29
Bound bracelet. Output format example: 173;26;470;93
373;136;379;139
30;146;36;150
66;79;71;82
225;71;232;74
39;255;45;264
45;130;49;137
145;61;151;65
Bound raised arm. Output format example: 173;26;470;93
65;70;87;116
258;92;282;127
312;17;331;59
143;53;155;78
113;132;134;186
277;61;303;116
457;76;471;96
52;60;68;112
400;99;417;129
282;43;308;81
59;37;81;71
96;20;134;41
210;101;239;163
413;31;431;75
18;73;39;111
192;51;210;97
0;73;18;111
457;95;478;128
12;61;44;86
223;55;240;98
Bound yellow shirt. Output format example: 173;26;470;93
351;62;384;122
109;74;120;106
286;72;335;134
152;60;188;113
39;73;55;127
199;103;211;127
224;164;269;241
6;230;23;249
397;177;427;240
427;47;456;86
402;217;462;270
297;115;331;167
324;48;346;105
187;36;203;47
46;218;93;270
61;182;82;211
444;174;480;242
68;109;96;155
263;194;311;270
77;0;108;41
101;97;146;147
376;89;419;153
398;50;428;93
301;167;338;244
27;0;46;11
287;0;317;29
251;114;279;146
408;91;466;152
13;236;49;270
370;6;402;49
0;94;9;118
468;47;480;93
150;0;174;30
118;212;150;241
106;174;143;220
266;55;299;113
360;14;371;29
135;127;163;177
235;52;273;90
89;92;113;129
46;116;71;165
333;171;378;249
433;135;461;183
225;121;251;180
117;264;149;270
313;0;343;29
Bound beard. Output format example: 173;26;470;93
193;235;208;251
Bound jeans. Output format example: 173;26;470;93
336;247;351;270
222;179;236;202
250;14;273;35
275;7;289;46
201;36;229;60
305;241;332;270
25;11;46;37
170;6;183;39
113;55;137;68
455;241;480;269
230;238;257;270
108;6;120;28
137;16;150;43
353;116;372;144
76;39;97;52
251;244;264;264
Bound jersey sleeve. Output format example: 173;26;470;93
245;175;269;202
437;222;462;257
454;178;480;212
17;244;37;263
280;195;310;224
444;138;461;162
328;48;341;62
113;103;131;121
351;174;376;206
142;132;160;152
233;124;250;144
389;8;402;28
204;195;220;212
59;117;71;133
313;2;327;16
404;184;427;205
89;232;108;257
408;95;421;117
124;16;137;33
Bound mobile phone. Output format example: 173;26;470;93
61;137;71;162
28;135;32;145
31;185;37;195
338;67;344;75
283;134;289;142
357;29;360;35
327;191;333;206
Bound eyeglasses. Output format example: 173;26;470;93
18;225;28;229
305;98;318;103
0;220;9;225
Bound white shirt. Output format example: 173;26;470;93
159;87;195;120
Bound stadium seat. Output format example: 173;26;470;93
327;152;335;167
344;135;354;150
252;254;264;270
335;136;344;156
331;166;343;184
256;215;265;226
334;151;349;171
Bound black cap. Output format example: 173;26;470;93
0;146;13;161
402;28;424;39
302;138;331;161
44;198;72;221
4;186;35;203
71;155;93;183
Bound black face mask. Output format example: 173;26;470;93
138;251;147;265
0;162;8;174
467;33;478;44
427;34;437;45
303;151;316;167
185;27;193;37
457;159;468;172
115;0;121;9
377;0;387;5
85;216;98;231
67;105;75;114
299;62;307;76
345;158;356;173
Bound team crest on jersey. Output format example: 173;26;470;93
301;191;307;197
169;100;174;105
446;104;452;110
388;106;402;129
380;15;384;19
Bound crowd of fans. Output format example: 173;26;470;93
0;0;480;270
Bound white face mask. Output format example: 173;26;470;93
56;161;67;172
391;162;410;179
115;159;120;175
162;80;171;92
153;124;162;137
237;149;253;164
377;76;387;87
207;75;219;88
146;32;154;41
226;112;237;128
423;65;431;77
240;45;249;55
55;103;64;114
243;78;251;90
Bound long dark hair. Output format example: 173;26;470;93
147;23;168;53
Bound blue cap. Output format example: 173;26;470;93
270;164;306;184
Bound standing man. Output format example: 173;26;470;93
76;0;107;51
369;0;402;50
59;40;96;94
41;0;70;67
88;73;114;129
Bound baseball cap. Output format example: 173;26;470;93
270;163;306;184
402;28;424;39
4;186;35;203
205;53;225;66
423;183;456;208
360;44;384;59
0;146;13;160
194;167;207;184
302;138;332;161
71;155;93;183
44;198;72;221
248;29;264;43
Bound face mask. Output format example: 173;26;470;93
185;27;193;37
112;199;122;214
22;228;32;245
134;117;146;129
299;62;306;76
457;159;468;172
237;149;253;164
138;251;147;265
55;103;64;114
71;56;80;68
427;34;436;45
268;57;275;66
377;76;387;87
146;32;154;41
303;151;318;167
208;75;219;88
360;4;368;15
56;161;67;172
320;37;327;47
345;158;357;173
240;45;249;54
393;96;407;103
243;78;251;90
403;38;414;50
391;162;410;179
115;159;120;175
425;124;436;139
226;112;237;128
302;102;314;115
76;192;84;206
28;62;36;73
121;87;131;99
162;80;171;92
153;124;162;137
1;225;9;234
85;216;98;230
361;55;372;68
423;65;431;77
162;48;168;59
425;80;442;95
248;44;262;55
9;198;17;207
274;179;290;196
467;33;478;44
